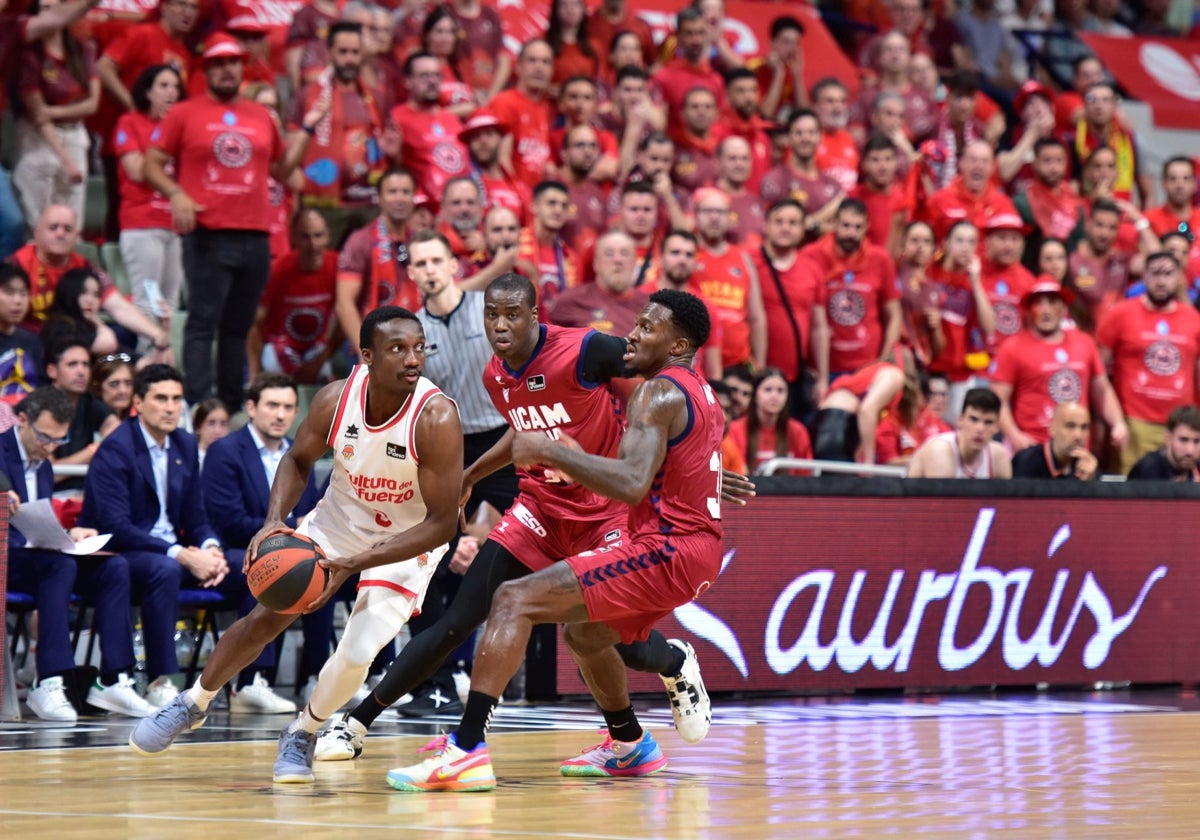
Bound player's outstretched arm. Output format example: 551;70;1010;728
512;378;684;506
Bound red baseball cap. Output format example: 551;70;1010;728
1015;80;1055;115
226;15;272;34
459;112;502;140
1021;276;1075;308
985;213;1025;233
201;33;247;62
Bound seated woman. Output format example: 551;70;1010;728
726;367;812;475
90;352;135;420
192;398;229;468
39;267;119;357
813;348;918;465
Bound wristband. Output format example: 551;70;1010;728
302;124;316;136
1134;218;1150;231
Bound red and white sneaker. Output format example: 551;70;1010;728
385;733;496;792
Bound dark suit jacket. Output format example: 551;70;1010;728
80;416;219;554
0;428;55;547
201;425;321;548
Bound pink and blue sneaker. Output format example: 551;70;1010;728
560;730;668;778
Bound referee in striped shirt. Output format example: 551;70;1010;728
403;229;519;715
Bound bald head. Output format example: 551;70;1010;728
1049;401;1090;460
960;140;995;192
484;206;520;252
717;136;752;187
593;230;637;293
35;205;80;262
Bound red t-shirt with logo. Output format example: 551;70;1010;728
753;249;827;382
691;243;755;368
980;260;1036;352
1095;298;1200;424
260;249;338;374
113;111;173;231
989;329;1105;441
152;95;283;232
389;104;468;203
816;129;860;194
920;176;1018;241
850;182;912;252
489;88;553;190
98;23;191;141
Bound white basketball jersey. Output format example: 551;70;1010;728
295;366;452;596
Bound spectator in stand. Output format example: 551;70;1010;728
921;139;1018;241
753;199;829;418
201;372;323;714
852;31;937;146
748;14;807;119
44;338;119;485
597;30;648;103
516;180;578;315
5;386;153;722
588;0;656;74
691;0;745;73
813;350;912;465
612;132;690;233
548;231;649;336
438;177;508;287
551;77;620;183
246;82;305;260
1082;0;1131;36
559;126;612;259
600;66;666;163
1096;251;1200;472
716;68;773;193
978;213;1036;356
1159;232;1200;302
1067;198;1157;332
0;265;41;400
812;77;858;194
12;0;99;227
726;367;813;475
655;228;723;379
448;0;512;104
192;398;230;468
996;81;1057;196
91;352;134;420
653;6;725;133
8;205;170;355
217;17;278;99
1077;146;1158;263
336;168;422;359
39;267;121;358
875;372;953;466
988;277;1127;449
802;198;901;378
285;0;340;92
922;73;1002;193
1144;157;1200;278
460;113;533;225
896;220;943;370
292;21;388;247
1013;138;1086;255
114;65;185;350
546;0;599;87
145;34;325;410
723;365;753;420
906;386;1012;478
864;92;920;182
390;51;469;209
1070;82;1152;208
1037;237;1073;292
1011;400;1098;479
671;87;721;194
1053;55;1107;133
247;209;340;385
362;6;403;113
410;8;472;120
709;380;748;474
714;137;764;250
691;188;766;371
927;222;996;415
759;109;844;234
490;40;555;191
851;133;909;255
483;206;521;266
1127;405;1200;481
954;0;1025;96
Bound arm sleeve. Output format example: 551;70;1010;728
578;331;628;384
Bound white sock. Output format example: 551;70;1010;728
187;678;220;712
291;704;325;735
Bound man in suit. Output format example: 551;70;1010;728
81;365;232;708
4;387;153;721
201;372;327;713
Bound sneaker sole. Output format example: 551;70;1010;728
385;773;496;792
273;772;315;784
314;746;362;762
560;756;668;778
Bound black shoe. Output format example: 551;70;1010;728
395;682;464;718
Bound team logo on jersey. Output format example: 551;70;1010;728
432;141;465;173
527;374;546;391
1047;369;1082;404
374;510;392;528
994;302;1021;335
605;530;621;542
501;387;510;403
344;424;359;440
342;444;356;460
828;289;866;327
212;131;252;168
386;442;407;460
1144;340;1182;376
416;552;429;566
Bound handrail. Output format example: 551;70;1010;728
50;465;89;477
756;458;907;478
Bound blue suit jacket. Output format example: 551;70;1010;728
0;428;54;547
80;416;219;554
201;425;321;548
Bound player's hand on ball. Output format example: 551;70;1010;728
247;519;295;574
304;556;351;613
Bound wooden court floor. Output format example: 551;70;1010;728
4;695;1200;838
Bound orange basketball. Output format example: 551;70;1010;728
248;533;329;614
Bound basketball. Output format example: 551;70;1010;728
248;533;329;614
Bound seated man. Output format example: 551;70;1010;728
0;264;41;401
906;387;1012;478
4;387;153;721
1127;405;1200;482
201;373;326;713
80;365;233;708
45;339;120;487
1011;401;1098;480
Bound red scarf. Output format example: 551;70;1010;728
299;71;385;205
1024;180;1084;241
367;217;420;312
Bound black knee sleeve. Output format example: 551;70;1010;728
811;408;860;462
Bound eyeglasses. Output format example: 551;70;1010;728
98;353;132;364
31;424;71;447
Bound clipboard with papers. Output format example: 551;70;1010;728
10;499;112;556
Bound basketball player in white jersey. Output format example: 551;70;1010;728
907;387;1012;479
129;306;465;784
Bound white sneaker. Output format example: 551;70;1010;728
660;639;711;744
314;712;367;761
88;673;157;718
452;670;471;705
145;676;180;708
27;676;78;723
230;673;297;714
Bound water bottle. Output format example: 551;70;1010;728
174;620;195;668
132;621;148;695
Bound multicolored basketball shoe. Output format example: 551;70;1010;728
560;730;668;778
386;733;497;792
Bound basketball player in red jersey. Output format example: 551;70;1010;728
387;288;725;792
315;274;717;764
129;306;465;785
